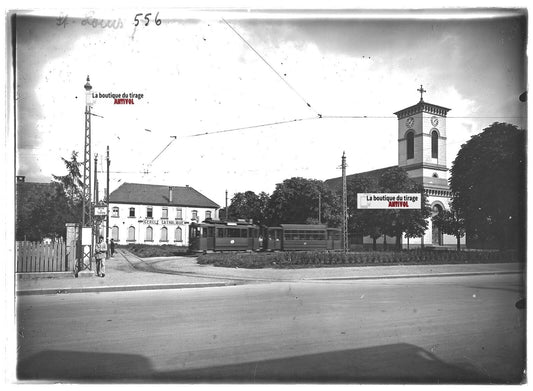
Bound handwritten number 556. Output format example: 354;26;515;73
134;12;161;26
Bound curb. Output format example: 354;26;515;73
15;269;522;296
304;270;522;281
16;281;238;296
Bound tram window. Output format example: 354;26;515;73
217;228;225;238
202;228;208;238
208;227;215;237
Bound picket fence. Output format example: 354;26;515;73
16;240;76;273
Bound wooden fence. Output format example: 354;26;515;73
16;240;76;273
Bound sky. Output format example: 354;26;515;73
12;8;527;207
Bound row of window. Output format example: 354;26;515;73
111;206;211;220
113;226;183;242
191;227;260;239
406;130;439;160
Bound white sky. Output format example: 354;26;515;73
13;8;527;207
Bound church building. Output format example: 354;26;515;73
326;86;465;249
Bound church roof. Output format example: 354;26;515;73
324;166;398;192
109;182;220;208
393;100;451;119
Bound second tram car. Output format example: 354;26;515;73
263;224;342;251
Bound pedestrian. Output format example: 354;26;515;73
110;238;115;257
95;236;107;277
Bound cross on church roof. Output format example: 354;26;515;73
417;84;426;101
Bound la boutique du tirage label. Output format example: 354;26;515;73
92;92;145;105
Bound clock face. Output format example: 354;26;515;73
406;117;414;128
431;116;439;126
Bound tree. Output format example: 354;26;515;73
346;167;430;250
432;208;465;251
227;191;270;225
267;177;341;227
450;122;525;250
16;151;83;241
347;176;384;250
379;167;430;250
52;151;83;204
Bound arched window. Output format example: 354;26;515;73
175;227;183;242
431;130;439;159
128;226;136;241
161;227;168;242
406;131;414;160
145;226;153;241
112;226;119;241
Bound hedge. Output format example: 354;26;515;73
197;249;521;269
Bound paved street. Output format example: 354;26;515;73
16;272;525;383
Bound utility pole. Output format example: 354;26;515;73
341;151;348;253
318;193;322;225
94;153;99;239
79;76;93;275
94;154;98;203
106;146;110;245
225;190;229;221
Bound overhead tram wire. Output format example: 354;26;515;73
221;18;321;118
185;117;317;138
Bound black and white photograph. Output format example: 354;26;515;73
5;4;528;385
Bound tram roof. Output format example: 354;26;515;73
279;224;328;230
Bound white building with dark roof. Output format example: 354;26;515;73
108;183;220;246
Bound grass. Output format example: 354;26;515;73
118;243;190;258
197;249;521;269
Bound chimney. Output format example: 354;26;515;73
169;186;173;203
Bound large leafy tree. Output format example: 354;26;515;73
267;177;342;227
450;122;525;250
227;191;270;225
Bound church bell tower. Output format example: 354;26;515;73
394;85;450;190
394;85;458;247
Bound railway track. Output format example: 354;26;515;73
116;249;273;283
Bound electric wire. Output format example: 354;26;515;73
222;18;321;117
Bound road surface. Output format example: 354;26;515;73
16;273;525;383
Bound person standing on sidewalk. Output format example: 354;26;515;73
110;238;115;257
95;236;107;277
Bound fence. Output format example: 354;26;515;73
16;239;76;273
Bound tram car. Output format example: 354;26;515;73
263;224;342;251
189;220;261;252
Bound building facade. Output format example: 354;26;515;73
108;183;220;246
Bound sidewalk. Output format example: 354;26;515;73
15;249;524;296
